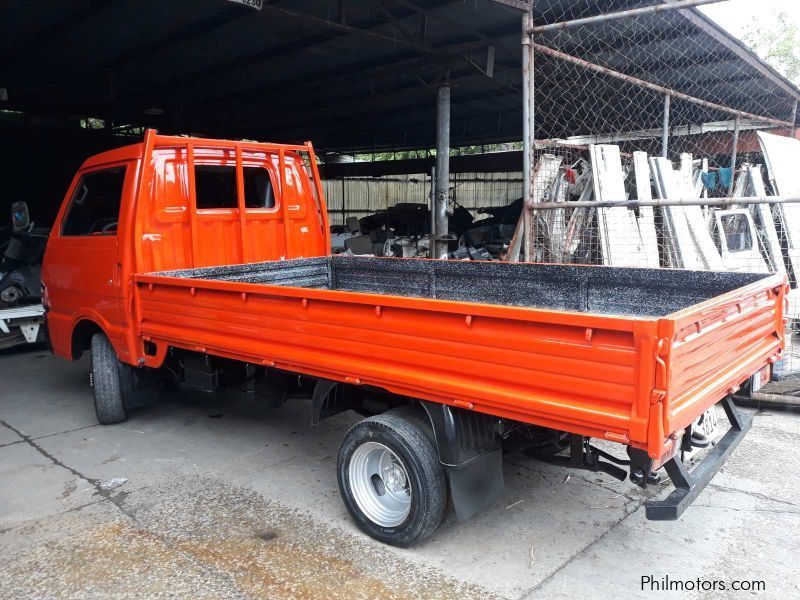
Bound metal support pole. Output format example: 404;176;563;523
520;11;531;262
434;84;450;259
520;10;533;263
340;178;346;226
661;94;671;158
429;166;436;258
729;115;740;195
792;100;798;138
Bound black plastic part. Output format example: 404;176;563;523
447;449;505;522
417;401;506;522
181;354;221;392
310;379;338;426
417;401;502;467
627;446;655;487
123;369;160;409
646;397;752;520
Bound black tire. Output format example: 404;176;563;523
90;333;131;424
337;410;447;546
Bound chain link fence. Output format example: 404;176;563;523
525;1;800;392
324;1;800;393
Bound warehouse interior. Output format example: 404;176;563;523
2;0;798;225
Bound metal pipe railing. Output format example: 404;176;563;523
661;94;671;157
527;0;726;34
528;195;800;210
728;115;741;194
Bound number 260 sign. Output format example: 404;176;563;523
226;0;263;10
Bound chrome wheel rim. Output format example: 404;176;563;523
349;442;412;527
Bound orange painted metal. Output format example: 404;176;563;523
43;131;786;462
134;265;784;459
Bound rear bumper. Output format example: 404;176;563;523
645;396;751;520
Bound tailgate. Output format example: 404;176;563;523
659;273;785;437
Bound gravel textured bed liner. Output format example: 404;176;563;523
152;255;767;318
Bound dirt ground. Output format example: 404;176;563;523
2;346;799;599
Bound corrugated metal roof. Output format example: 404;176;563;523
1;0;797;151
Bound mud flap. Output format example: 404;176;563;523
418;401;506;522
447;448;505;522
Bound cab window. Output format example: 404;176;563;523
194;165;237;209
61;166;126;236
244;166;276;209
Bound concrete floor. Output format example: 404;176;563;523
1;346;799;599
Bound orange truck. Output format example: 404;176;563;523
42;130;785;546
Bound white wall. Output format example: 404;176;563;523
322;172;523;226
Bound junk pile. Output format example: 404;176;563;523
331;202;477;259
331;133;800;280
514;140;796;280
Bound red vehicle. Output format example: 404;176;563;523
43;130;785;546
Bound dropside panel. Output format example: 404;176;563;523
136;278;646;444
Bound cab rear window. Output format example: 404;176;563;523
194;165;237;209
61;167;126;236
244;166;276;209
193;164;276;210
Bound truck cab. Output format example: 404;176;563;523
43;131;329;365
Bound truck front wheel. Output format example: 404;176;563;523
337;411;447;546
90;333;132;424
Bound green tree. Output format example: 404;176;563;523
742;11;800;86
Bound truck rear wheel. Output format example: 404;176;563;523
91;333;132;424
337;411;447;546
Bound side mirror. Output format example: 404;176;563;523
11;201;30;232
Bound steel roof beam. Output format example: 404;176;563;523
126;2;485;103
249;73;520;132
260;4;453;58
393;0;518;61
488;0;531;12
0;0;114;67
33;6;250;92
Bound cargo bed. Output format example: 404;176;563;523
136;256;785;459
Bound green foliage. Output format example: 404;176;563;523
742;11;800;86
